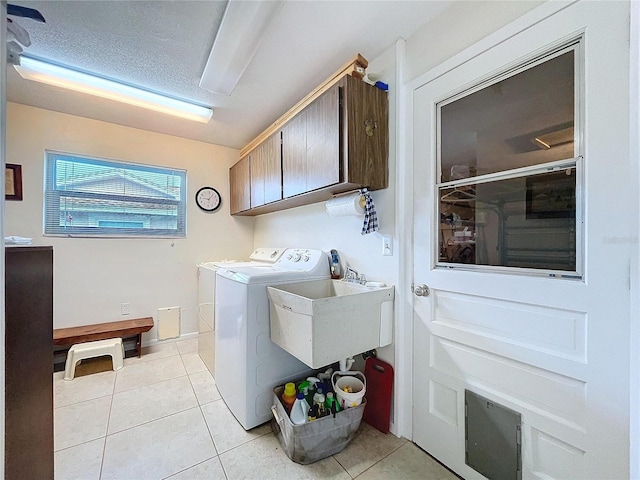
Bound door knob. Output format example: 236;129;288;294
413;284;430;297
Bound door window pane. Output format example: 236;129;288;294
437;44;580;274
440;50;575;182
439;168;576;271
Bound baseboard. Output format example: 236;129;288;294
141;331;198;348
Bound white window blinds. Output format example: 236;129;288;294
44;152;187;238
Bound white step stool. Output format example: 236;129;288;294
64;337;124;381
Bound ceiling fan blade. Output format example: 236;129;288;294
7;4;46;23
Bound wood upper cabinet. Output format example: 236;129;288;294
229;133;282;214
282;111;307;198
229;155;251;214
341;74;388;191
250;132;282;208
231;73;388;216
283;85;340;198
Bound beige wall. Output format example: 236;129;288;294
5;102;253;340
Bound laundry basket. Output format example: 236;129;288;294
271;385;365;464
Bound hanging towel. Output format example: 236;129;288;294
361;188;379;235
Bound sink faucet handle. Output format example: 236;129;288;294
344;266;358;281
357;274;367;284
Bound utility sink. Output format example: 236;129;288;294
267;279;395;368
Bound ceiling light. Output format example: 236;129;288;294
199;0;284;96
14;56;213;123
532;126;574;150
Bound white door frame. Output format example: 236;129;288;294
394;0;640;476
629;1;640;478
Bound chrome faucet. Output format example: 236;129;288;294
344;267;367;284
344;266;359;282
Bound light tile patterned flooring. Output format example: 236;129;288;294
54;339;458;480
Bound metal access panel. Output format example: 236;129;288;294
465;390;522;480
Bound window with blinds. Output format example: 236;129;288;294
44;152;187;238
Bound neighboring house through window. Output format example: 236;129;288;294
44;152;187;237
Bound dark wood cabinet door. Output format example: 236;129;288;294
282;111;307;198
229;156;251;214
343;75;389;191
282;85;340;197
250;146;265;208
251;133;282;207
5;246;54;480
306;84;340;191
262;133;282;204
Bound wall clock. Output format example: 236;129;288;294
195;187;222;212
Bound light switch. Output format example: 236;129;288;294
382;235;393;256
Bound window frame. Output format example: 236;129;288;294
44;151;187;238
434;39;584;278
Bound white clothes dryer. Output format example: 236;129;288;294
214;249;330;430
197;248;286;378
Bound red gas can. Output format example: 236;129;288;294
363;357;394;433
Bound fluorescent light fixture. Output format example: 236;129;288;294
199;0;284;96
532;126;574;150
15;56;213;123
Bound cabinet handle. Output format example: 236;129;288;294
364;118;377;137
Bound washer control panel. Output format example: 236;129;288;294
276;249;328;272
249;247;286;263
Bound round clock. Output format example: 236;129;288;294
195;187;222;212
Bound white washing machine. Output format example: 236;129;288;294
214;248;330;430
197;247;286;378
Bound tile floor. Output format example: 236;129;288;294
54;338;458;480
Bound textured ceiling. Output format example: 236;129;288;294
6;0;453;150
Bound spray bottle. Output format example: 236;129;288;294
330;249;341;279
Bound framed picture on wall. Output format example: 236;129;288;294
5;164;23;201
526;169;575;219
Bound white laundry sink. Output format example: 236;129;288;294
267;279;394;368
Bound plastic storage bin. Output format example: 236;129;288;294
271;385;366;464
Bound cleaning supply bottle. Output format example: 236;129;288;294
325;391;340;415
313;383;326;405
315;393;327;417
281;382;297;414
298;381;311;406
330;249;341;279
290;392;309;425
308;404;318;422
307;377;319;406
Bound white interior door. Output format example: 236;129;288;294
412;2;633;479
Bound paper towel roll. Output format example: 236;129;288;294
325;193;365;216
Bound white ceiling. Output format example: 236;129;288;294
6;0;452;150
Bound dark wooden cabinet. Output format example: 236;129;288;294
250;132;282;208
229;156;251;214
282;111;307;198
230;134;282;215
5;246;54;479
230;74;388;216
341;74;389;192
283;84;340;197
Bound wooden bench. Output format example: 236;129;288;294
54;317;154;358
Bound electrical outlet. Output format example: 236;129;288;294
382;235;393;256
121;302;130;316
